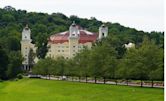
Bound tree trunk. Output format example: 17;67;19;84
115;79;117;85
151;80;154;88
72;76;73;81
141;80;143;87
95;77;97;84
86;76;88;83
103;77;106;84
49;74;50;80
126;79;128;86
66;75;68;80
79;76;81;82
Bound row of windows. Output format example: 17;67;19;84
56;45;84;48
49;49;82;53
58;50;67;52
58;46;69;48
57;50;77;52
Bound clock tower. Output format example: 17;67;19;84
21;24;33;71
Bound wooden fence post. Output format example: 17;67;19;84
151;80;154;88
141;80;143;87
103;77;106;84
95;77;97;84
86;76;88;83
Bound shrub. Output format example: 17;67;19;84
0;79;3;82
17;74;23;79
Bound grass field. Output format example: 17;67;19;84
0;78;164;101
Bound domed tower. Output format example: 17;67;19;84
22;24;32;41
69;21;79;38
21;24;33;71
98;24;108;39
68;21;79;58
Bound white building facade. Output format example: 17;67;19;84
21;25;36;71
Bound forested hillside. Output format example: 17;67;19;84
0;6;164;80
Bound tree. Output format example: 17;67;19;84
65;59;77;79
35;33;48;59
28;48;36;68
73;48;91;82
0;47;9;80
89;47;103;83
7;51;23;79
3;6;16;11
33;57;55;79
117;37;164;87
55;57;66;77
1;14;15;22
94;36;119;83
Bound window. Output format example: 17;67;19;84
62;50;64;52
73;50;75;52
102;33;105;37
73;46;76;48
58;50;60;52
66;46;69;48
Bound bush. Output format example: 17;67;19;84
17;74;23;79
0;79;3;82
15;78;18;81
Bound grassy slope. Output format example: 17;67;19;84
0;78;163;101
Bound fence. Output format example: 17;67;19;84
40;75;164;88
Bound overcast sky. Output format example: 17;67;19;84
0;0;164;32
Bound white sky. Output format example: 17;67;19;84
0;0;164;32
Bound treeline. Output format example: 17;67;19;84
0;6;164;80
33;37;164;87
0;47;22;80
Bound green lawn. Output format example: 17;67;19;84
0;78;163;101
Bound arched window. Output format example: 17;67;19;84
102;33;105;37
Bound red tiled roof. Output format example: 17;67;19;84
48;30;98;44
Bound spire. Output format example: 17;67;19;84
71;21;76;26
101;23;106;27
98;23;108;40
22;24;31;41
69;21;79;38
25;24;29;30
26;24;28;27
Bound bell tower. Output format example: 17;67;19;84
21;24;32;71
99;24;108;39
22;24;31;41
69;21;79;38
68;21;79;58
